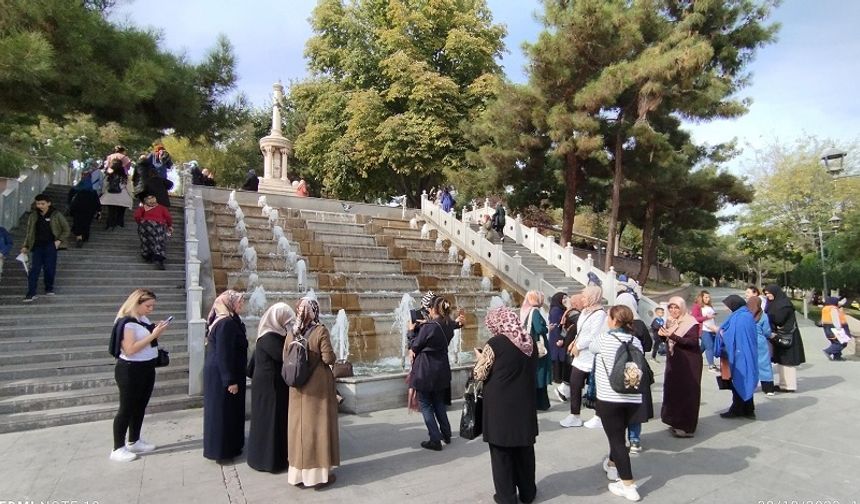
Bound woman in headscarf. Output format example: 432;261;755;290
555;293;584;404
562;285;606;429
133;193;173;270
763;284;805;392
247;302;295;473
203;290;248;462
100;157;133;230
715;295;759;419
548;292;569;393
747;296;775;395
821;297;849;361
520;290;551;411
286;297;339;488
659;296;703;437
241;169;259;192
614;292;653;453
473;307;538;504
68;175;101;247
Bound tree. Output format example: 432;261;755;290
291;0;506;204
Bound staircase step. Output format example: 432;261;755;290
0;353;189;381
0;300;187;319
0;366;189;397
0;318;185;338
0;329;187;351
0;342;188;366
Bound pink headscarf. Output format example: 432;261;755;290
665;296;698;355
486;307;533;356
581;285;604;314
519;290;545;323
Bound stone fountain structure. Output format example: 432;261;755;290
258;83;295;195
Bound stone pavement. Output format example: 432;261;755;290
2;321;859;504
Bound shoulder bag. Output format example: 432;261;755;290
771;319;796;348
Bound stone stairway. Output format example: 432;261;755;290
208;202;515;366
0;184;200;433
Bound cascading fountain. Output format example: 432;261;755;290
248;285;267;316
449;326;462;365
500;289;512;306
435;237;444;251
488;295;506;310
393;293;414;369
261;204;272;217
330;309;350;361
272;225;285;242
448;244;459;263
238;236;249;256
257;195;267;208
227;190;238;211
247;272;260;289
420;223;431;239
409;217;418;230
295;259;307;292
303;288;317;302
234;207;244;222
235;219;247;238
277;236;292;255
242;246;257;272
481;277;492;292
460;257;473;277
268;208;279;227
285;251;297;272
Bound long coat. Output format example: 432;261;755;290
482;335;538;447
525;308;552;389
287;324;340;470
766;287;806;366
203;315;248;460
661;324;702;434
410;317;454;392
630;319;655;423
247;332;289;473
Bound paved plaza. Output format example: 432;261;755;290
2;318;858;504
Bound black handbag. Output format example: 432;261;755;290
459;376;483;440
772;320;796;348
155;347;170;368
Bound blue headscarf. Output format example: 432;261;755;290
75;174;94;192
715;295;759;401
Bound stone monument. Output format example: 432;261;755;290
258;82;295;195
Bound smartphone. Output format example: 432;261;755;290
164;315;175;325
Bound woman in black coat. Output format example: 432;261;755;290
203;290;248;462
138;168;173;208
247;302;294;472
409;296;455;451
241;169;259;192
473;306;538;504
764;284;805;392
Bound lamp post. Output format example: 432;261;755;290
799;215;842;297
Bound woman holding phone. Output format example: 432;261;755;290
109;289;170;462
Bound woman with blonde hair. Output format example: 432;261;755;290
109;289;170;462
203;290;248;462
286;297;340;488
659;296;703;438
247;302;295;473
520;290;551;411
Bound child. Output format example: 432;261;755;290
20;194;70;302
650;307;666;360
133;193;173;270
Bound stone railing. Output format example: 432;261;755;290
183;179;209;396
0;165;72;230
426;195;660;321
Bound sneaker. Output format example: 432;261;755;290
555;385;568;402
708;365;719;373
584;416;603;429
765;392;775;397
109;447;138;462
442;433;451;445
420;440;442;451
45;291;55;296
628;441;642;453
608;480;641;501
602;457;619;481
22;296;36;303
126;439;156;453
560;414;583;428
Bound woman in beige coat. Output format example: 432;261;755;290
286;297;340;488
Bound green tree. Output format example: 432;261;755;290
292;0;506;204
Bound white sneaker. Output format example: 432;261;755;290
127;439;156;454
110;447;138;462
554;384;569;402
608;480;641;501
559;414;583;428
584;416;603;429
602;457;619;481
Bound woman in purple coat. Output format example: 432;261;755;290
547;292;569;393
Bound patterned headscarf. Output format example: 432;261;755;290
207;290;244;333
421;291;436;310
293;297;321;335
486;306;533;356
519;290;545;323
581;285;604;314
257;302;295;340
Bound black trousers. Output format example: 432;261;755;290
105;206;126;229
730;385;755;416
113;359;156;450
596;400;638;481
489;444;536;504
551;360;570;384
569;367;588;414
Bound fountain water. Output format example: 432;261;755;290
393;293;414;369
295;259;307;292
488;295;506;310
286;251;298;272
268;208;279;226
238;236;249;256
247;272;260;289
272;225;285;242
257;195;267;208
303;288;317;302
448;245;459;262
234;207;244;222
420;223;431;239
481;277;492;292
227;190;238;211
460;257;473;277
277;236;292;255
261;204;272;218
409;217;418;230
500;289;512;306
330;309;350;361
448;327;462;364
235;219;247;238
242;246;257;272
435;237;444;251
248;285;267;316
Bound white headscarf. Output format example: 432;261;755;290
257;302;295;341
614;292;640;320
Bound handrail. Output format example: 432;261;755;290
425;194;660;321
182;170;208;396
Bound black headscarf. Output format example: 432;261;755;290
550;292;567;311
723;294;746;312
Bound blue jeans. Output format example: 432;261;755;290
417;389;451;443
701;331;717;366
823;340;847;359
627;422;641;443
27;243;57;297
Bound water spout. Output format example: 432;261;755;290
234;207;244;222
409;217;418;230
435;237;444;251
248;285;267;316
235;219;247;238
227;190;238;211
286;251;297;272
460;258;473;277
268;208;279;226
449;327;462;365
257;195;267;208
277;236;292;255
500;289;512;306
238;237;249;256
247;272;260;289
330;309;350;361
272;225;285;242
448;245;459;263
303;288;317;302
488;295;506;310
393;293;414;369
242;246;257;272
481;277;492;292
296;259;307;292
420;223;431;240
262;204;272;218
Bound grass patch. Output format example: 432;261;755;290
791;299;860;320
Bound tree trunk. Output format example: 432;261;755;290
561;151;580;246
605;131;624;271
637;199;658;285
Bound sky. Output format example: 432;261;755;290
111;0;860;169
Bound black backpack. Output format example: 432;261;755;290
281;328;314;387
601;330;647;394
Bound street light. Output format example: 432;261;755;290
799;216;842;296
821;147;847;176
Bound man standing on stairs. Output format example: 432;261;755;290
491;203;506;243
20;194;70;303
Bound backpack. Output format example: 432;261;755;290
107;174;122;194
281;328;314;387
601;330;646;394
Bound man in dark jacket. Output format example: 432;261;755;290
20;194;70;302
